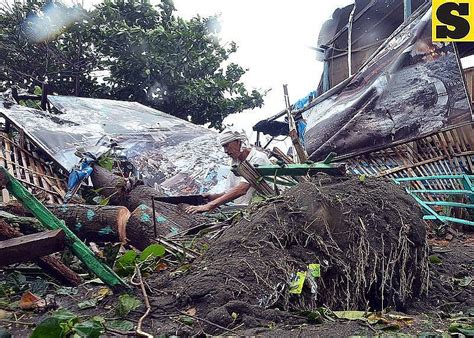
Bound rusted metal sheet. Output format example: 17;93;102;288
304;6;473;161
318;0;427;89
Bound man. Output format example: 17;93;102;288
185;130;271;214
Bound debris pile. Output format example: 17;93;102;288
148;175;429;333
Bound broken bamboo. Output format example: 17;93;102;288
235;161;275;196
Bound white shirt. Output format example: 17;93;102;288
225;148;272;204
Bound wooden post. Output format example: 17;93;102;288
404;0;412;21
283;85;308;163
40;83;48;110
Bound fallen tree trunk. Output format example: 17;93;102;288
48;205;130;243
2;204;131;244
89;165;166;211
126;203;207;250
125;185;164;211
90;165;129;205
0;220;81;286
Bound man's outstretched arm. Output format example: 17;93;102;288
185;182;250;214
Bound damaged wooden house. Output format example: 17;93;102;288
254;0;474;228
0;90;229;285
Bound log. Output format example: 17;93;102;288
0;210;44;234
2;204;131;243
126;204;207;250
0;220;81;286
125;185;165;211
0;229;66;266
90;165;129;205
1;200;33;216
47;205;130;243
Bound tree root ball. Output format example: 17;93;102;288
150;175;429;332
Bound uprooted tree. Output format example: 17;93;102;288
0;0;265;129
148;175;429;333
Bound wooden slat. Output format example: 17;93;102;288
0;229;66;266
339;123;474;206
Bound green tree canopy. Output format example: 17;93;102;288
0;0;265;129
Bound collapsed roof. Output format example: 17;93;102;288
318;0;428;90
0;95;228;196
304;3;473;160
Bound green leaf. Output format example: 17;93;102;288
139;244;166;262
31;310;78;338
449;322;474;335
106;319;134;331
91;316;106;325
115;250;137;276
73;320;103;338
97;156;114;171
30;317;64;338
104;242;122;267
116;294;141;317
77;299;97;310
178;315;194;326
297;310;326;324
33;86;42;96
51;309;78;322
429;255;443;264
99;196;111;206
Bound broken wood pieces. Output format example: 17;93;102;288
0;167;128;289
234;160;275;196
0;220;81;286
0;229;65;266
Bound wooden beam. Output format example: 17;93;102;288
40;83;48;110
0;229;65;266
0;220;81;285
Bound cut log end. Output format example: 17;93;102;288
117;207;131;243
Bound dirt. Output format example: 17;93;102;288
1;174;472;337
144;174;430;334
408;237;474;314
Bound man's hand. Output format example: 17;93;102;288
185;203;215;214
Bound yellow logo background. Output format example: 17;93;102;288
432;0;474;42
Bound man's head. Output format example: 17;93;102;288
220;130;247;161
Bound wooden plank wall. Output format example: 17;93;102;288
337;123;474;202
0;132;66;204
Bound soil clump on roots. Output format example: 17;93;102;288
149;174;429;334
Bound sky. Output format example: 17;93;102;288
171;0;354;142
